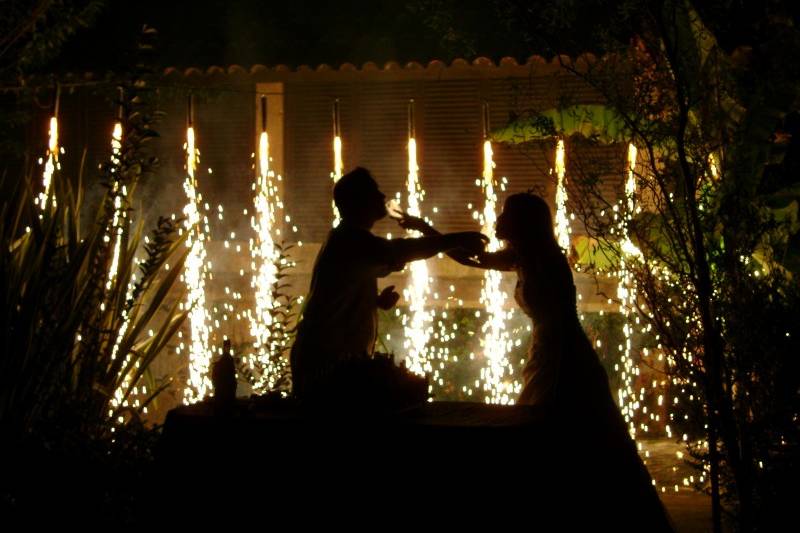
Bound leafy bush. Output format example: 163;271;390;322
0;32;188;524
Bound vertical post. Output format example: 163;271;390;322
117;87;125;121
407;99;416;139
53;84;61;119
254;83;285;204
187;94;194;128
332;98;341;138
260;94;268;133
482;101;490;140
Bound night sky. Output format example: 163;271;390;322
52;0;800;74
55;0;476;71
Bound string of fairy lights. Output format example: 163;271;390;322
34;88;707;492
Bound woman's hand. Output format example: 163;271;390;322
453;231;489;256
376;285;400;310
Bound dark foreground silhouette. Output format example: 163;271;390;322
158;179;673;530
158;398;672;530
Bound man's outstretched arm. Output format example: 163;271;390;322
387;231;487;265
395;215;515;271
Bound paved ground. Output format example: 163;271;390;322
640;438;717;532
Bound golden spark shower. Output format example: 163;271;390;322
402;99;432;377
554;139;571;251
36;116;60;212
478;103;515;404
331;98;344;227
182;96;213;404
247;95;285;392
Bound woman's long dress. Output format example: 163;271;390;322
515;244;673;530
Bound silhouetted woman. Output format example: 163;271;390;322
399;192;673;530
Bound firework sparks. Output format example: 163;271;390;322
106;121;133;400
402;100;432;376
182;108;213;404
616;143;642;436
36;116;60;211
106;122;125;290
331;99;344;227
248;94;284;392
554;139;571;251
478;105;515;404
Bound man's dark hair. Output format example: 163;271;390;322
333;166;376;220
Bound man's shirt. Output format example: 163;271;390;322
290;222;404;394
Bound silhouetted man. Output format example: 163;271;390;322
290;167;487;401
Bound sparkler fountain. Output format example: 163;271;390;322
106;91;126;292
105;92;150;415
616;143;644;437
331;98;344;227
614;144;703;493
105;93;137;411
478;103;516;404
247;95;285;392
554;139;571;251
36;89;61;212
402;99;432;377
182;96;213;404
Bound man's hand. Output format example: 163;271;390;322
397;213;432;234
453;231;489;256
377;285;400;310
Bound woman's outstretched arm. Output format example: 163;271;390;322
396;214;516;271
458;248;517;271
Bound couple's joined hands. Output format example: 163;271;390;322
396;213;488;256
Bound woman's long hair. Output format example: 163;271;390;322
502;192;560;254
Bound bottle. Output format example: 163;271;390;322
211;339;237;412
